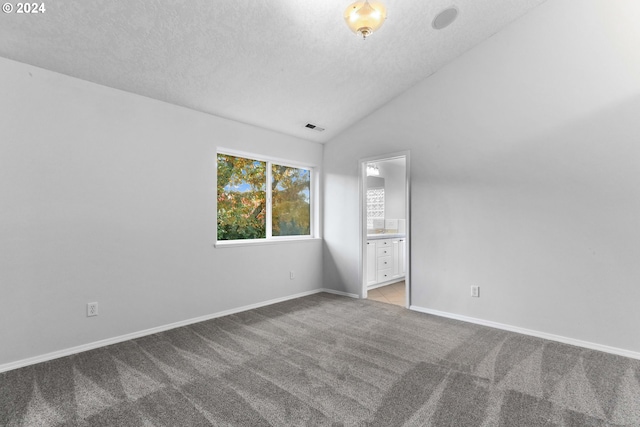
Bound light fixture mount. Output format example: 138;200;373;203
344;0;387;39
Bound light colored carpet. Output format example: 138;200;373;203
1;293;640;426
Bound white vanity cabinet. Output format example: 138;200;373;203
366;236;406;288
366;241;377;287
399;238;406;276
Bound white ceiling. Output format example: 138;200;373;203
0;0;546;143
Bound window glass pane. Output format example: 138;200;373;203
366;188;384;229
272;164;311;236
217;154;266;240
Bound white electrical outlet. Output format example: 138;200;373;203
471;286;480;298
87;302;98;317
290;271;295;280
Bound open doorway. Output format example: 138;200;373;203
360;153;410;307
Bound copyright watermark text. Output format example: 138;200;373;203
3;3;46;13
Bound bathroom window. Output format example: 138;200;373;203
366;188;385;229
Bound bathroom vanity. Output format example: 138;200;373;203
366;234;406;288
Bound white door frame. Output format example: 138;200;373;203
359;151;411;307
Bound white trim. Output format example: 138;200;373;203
215;150;316;244
214;237;320;248
0;288;343;373
359;151;411;307
410;305;640;361
266;161;273;238
321;288;360;299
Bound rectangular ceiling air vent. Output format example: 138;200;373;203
305;123;325;132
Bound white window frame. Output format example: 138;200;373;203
215;149;317;247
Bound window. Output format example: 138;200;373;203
366;188;385;229
217;152;312;242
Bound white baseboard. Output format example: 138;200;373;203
0;288;351;373
321;288;360;299
410;305;640;361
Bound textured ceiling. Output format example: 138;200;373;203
0;0;546;143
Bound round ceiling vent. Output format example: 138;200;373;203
432;7;458;30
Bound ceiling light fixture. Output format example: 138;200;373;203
344;0;387;39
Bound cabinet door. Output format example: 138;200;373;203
366;241;377;286
391;240;400;278
399;239;406;276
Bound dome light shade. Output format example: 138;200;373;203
344;1;387;39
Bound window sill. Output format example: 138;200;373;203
214;237;322;248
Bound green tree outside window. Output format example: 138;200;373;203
217;154;311;241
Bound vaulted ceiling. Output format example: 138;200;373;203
0;0;546;142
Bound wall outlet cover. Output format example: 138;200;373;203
87;302;98;317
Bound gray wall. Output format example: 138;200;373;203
0;57;324;366
323;0;640;353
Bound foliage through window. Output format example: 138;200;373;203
217;153;311;241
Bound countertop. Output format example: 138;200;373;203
367;233;406;240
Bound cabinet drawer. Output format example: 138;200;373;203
377;255;392;270
377;247;391;257
377;268;393;282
